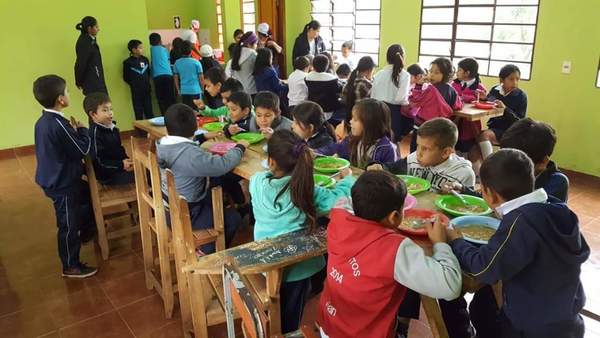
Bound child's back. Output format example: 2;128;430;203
174;56;203;95
287;69;308;107
149;44;172;78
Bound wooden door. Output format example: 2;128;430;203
257;0;287;77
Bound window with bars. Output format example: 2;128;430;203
310;0;382;65
241;0;256;33
216;0;224;50
418;0;540;80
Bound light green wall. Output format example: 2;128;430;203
0;0;150;150
145;0;198;29
223;0;242;56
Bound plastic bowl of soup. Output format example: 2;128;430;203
435;194;492;216
450;216;500;245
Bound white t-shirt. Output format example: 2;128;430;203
309;39;316;56
287;69;309;106
181;29;198;44
407;152;476;192
371;65;410;105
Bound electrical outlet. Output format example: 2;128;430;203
562;61;572;74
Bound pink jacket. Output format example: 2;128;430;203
409;83;462;125
452;80;487;141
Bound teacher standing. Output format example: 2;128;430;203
292;20;327;61
74;16;107;95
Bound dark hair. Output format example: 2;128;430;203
149;33;161;46
352;171;407;222
499;64;521;80
417;117;458;149
430;57;454;83
232;31;255;71
83;92;111;116
127;39;142;53
312;54;329;73
33;75;67;109
267;130;317;231
500;118;557;164
301;20;321;36
181;40;192;56
204;67;226;86
350;99;392;168
407;64;425;76
254;91;280;114
294;56;310;71
336;64;351;78
228;91;252;111
253;47;273;75
165;103;197;138
221;78;244;94
233;29;244;39
344;56;375;111
480;149;534;201
292;101;335;140
227;43;236;56
457;57;480;82
386;44;405;87
321;52;335;73
172;37;184;50
341;41;353;50
75;16;97;34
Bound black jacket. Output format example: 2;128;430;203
74;34;107;95
307;129;334;149
292;33;327;61
224;114;253;138
487;87;528;132
305;78;343;113
200;57;222;73
90;122;129;182
123;55;151;93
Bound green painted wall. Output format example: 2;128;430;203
145;0;198;29
0;0;150;150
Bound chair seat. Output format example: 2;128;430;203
98;183;137;207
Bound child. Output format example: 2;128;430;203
339;56;375;137
33;75;97;278
250;129;356;333
173;41;204;110
249;91;292;139
224;91;253;138
335;40;357;70
253;47;288;96
156;103;248;253
478;64;528;159
197;66;225;110
305;54;343;120
409;57;463;152
447;149;588;338
230;31;258;95
85;92;134;186
452;57;487;154
291;101;335;149
195;77;245;118
318;98;397;169
169;37;184;65
287;56;310;112
123;39;153;120
149;33;176;115
372;45;412;143
318;170;462;337
335;64;351;85
199;44;221;73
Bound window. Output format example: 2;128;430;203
418;0;540;80
216;0;224;50
241;0;256;33
310;0;382;65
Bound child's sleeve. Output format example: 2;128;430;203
449;212;537;285
90;129;124;170
372;143;397;164
316;138;350;160
452;90;464;111
200;106;228;118
314;176;356;215
183;145;246;177
53;119;91;160
409;84;426;107
393;239;462;300
503;91;528;123
122;61;130;84
75;40;91;87
455;166;476;190
544;173;569;203
381;157;408;175
395;73;411;105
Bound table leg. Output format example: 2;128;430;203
267;269;283;336
420;295;450;338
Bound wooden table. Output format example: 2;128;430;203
454;103;504;121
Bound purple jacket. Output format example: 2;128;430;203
317;136;397;168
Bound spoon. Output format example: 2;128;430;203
451;190;469;206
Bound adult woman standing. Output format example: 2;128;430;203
74;16;108;95
292;20;327;61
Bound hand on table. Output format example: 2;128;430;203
446;226;463;242
441;182;463;194
228;124;244;135
425;216;447;244
493;100;505;109
204;131;223;139
338;167;352;179
193;99;205;110
366;163;383;171
123;159;134;172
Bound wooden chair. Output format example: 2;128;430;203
223;258;318;338
83;156;138;260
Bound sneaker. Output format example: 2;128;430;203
62;263;98;279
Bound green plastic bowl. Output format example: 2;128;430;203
314;174;336;188
313;156;350;174
231;132;265;144
434;194;493;217
396;175;431;195
203;122;226;132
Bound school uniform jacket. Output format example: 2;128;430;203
317;136;397;169
123;55;151;93
305;72;343;113
452;79;486;141
74;34;107;95
90;122;128;182
410;83;463;125
254;67;288;95
307;129;334;149
34;110;91;194
292;33;326;60
223;113;253;138
486;85;528;132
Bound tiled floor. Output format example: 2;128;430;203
0;147;599;338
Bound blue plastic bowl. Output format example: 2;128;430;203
450;215;500;245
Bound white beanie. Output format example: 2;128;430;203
257;22;270;36
191;20;200;29
200;45;214;57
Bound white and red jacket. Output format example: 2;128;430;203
319;205;462;338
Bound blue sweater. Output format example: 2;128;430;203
150;45;173;78
487;86;528;131
450;196;589;331
254;67;287;95
317;136;397;169
34;110;91;194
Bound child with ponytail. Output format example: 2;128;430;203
338;56;375;138
249;129;355;333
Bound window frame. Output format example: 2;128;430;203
417;0;541;80
241;0;257;34
216;0;224;51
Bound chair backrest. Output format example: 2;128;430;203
84;156;102;209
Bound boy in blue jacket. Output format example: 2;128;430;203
447;149;589;338
33;75;98;278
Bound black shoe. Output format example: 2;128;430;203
62;263;98;279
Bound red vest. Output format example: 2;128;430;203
319;209;407;338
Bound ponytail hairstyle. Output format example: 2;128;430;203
349;98;392;168
457;57;480;84
232;31;258;71
292;101;335;141
386;44;405;87
300;20;321;37
75;16;97;35
267;130;317;232
430;57;454;83
344;56;375;111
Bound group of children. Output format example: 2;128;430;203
32;31;589;338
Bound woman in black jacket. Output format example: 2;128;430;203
292;20;327;61
74;16;108;95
